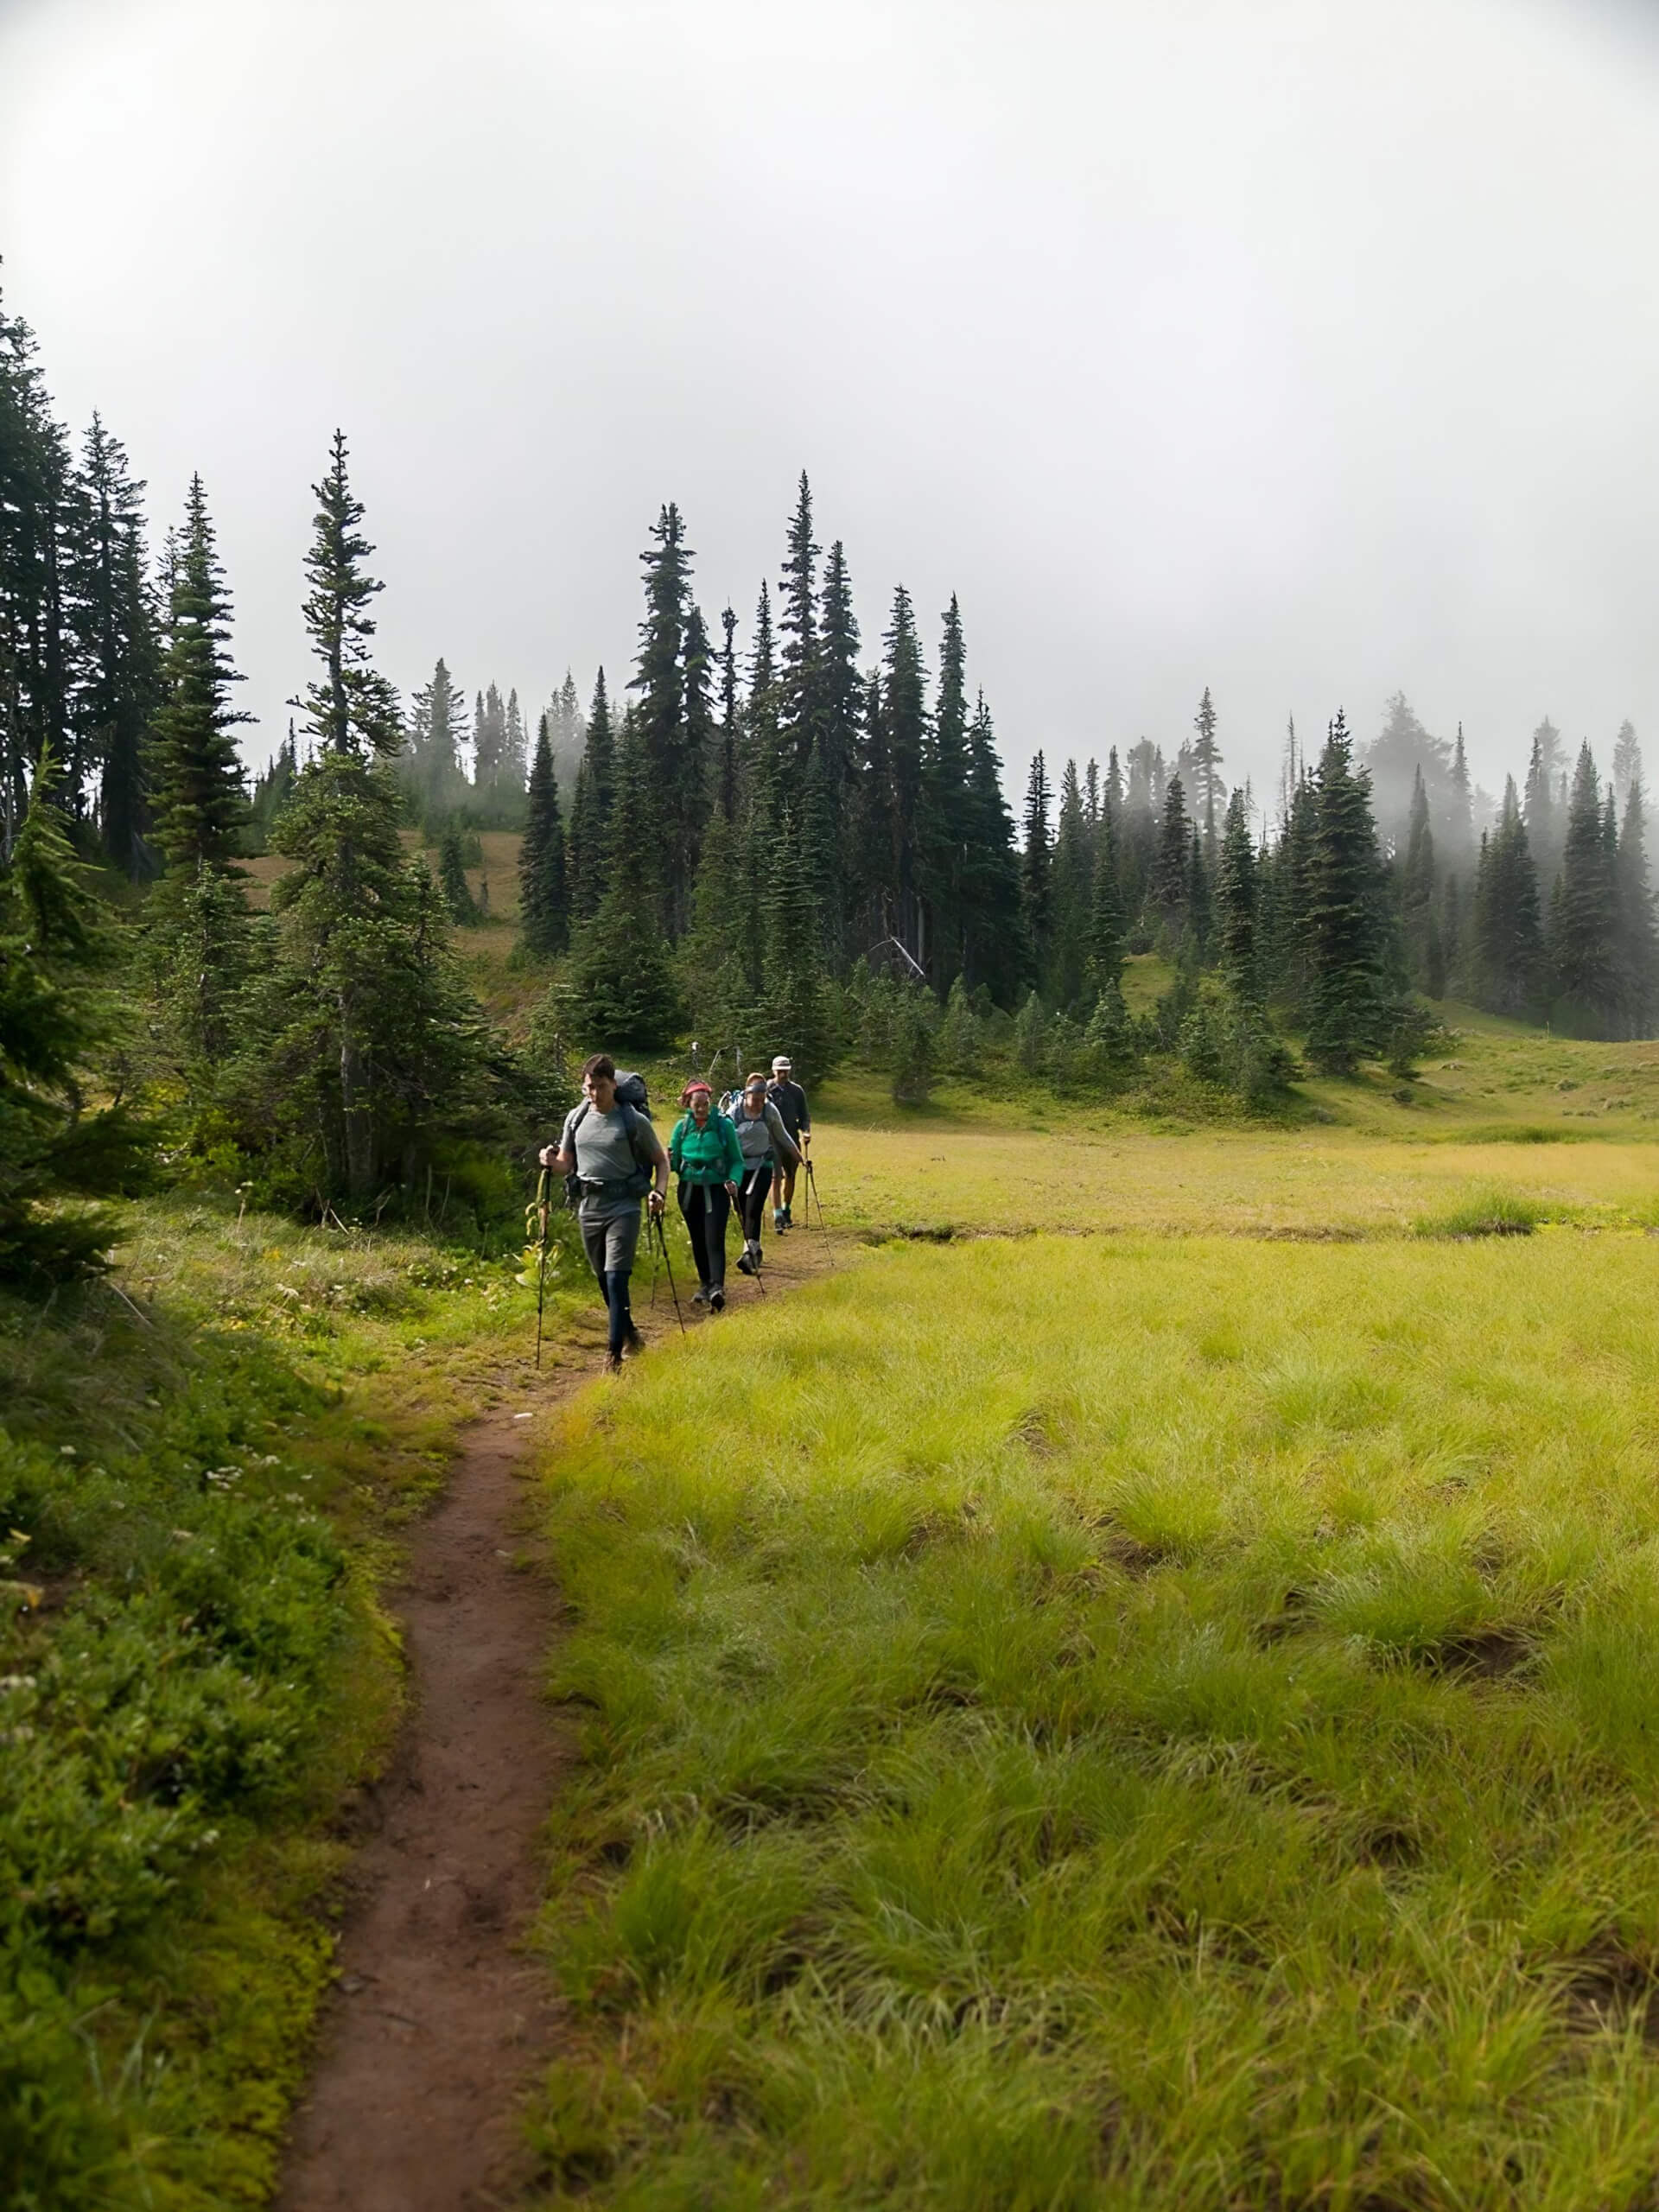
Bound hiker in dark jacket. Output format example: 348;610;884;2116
540;1053;667;1372
668;1081;742;1311
729;1071;801;1276
766;1053;811;1231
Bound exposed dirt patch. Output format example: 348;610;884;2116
1560;1941;1659;2047
277;1400;571;2212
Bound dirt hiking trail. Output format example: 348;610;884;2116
278;1228;833;2211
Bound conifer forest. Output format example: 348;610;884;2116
9;42;1659;2194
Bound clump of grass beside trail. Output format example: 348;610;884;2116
0;1195;564;2211
531;1234;1659;2209
1414;1186;1544;1238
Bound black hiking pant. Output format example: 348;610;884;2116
738;1164;772;1251
677;1180;730;1292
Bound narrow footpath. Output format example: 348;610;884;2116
277;1226;835;2212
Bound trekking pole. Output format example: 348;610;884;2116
806;1158;836;1265
653;1207;686;1333
530;1167;552;1370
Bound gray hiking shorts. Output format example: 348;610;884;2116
580;1205;641;1281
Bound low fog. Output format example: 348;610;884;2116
3;0;1656;809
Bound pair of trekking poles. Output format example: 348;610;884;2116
529;1157;834;1370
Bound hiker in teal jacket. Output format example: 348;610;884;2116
668;1081;743;1310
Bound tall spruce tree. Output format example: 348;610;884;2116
1191;686;1224;853
631;501;703;932
566;667;614;921
880;585;927;966
1551;741;1617;1028
269;432;475;1200
1471;779;1545;1017
1615;775;1658;1035
777;472;820;779
1400;764;1436;989
1020;751;1053;976
561;708;680;1046
960;690;1026;1004
147;474;251;870
518;711;569;958
1217;785;1258;998
716;604;741;823
1049;756;1092;1007
67;414;160;869
404;657;468;818
1306;710;1387;1072
919;593;973;990
1152;773;1192;938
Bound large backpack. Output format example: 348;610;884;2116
563;1072;654;1209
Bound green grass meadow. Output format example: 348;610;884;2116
528;1226;1659;2209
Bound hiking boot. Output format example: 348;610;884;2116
605;1351;624;1374
690;1285;709;1307
709;1289;725;1313
737;1249;755;1276
623;1325;646;1357
773;1208;786;1232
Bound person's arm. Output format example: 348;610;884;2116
539;1112;578;1173
643;1122;670;1214
721;1116;744;1189
797;1090;810;1152
667;1116;684;1175
767;1103;802;1166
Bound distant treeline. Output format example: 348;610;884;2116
5;269;1658;1278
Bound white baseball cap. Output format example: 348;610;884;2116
772;1055;791;1071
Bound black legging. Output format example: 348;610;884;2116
739;1163;772;1247
677;1180;731;1290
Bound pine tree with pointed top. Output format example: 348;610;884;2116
1306;710;1387;1071
1153;773;1192;937
1472;778;1544;1016
716;604;741;823
1191;686;1224;853
1615;774;1659;1035
518;711;568;958
919;592;973;989
1020;751;1053;969
404;657;467;818
1050;757;1092;1006
1217;786;1257;998
566;667;614;920
289;430;402;760
778;471;820;779
67;413;161;871
148;473;251;870
881;584;927;964
1400;763;1436;988
560;708;680;1047
961;690;1027;1005
1550;741;1617;1027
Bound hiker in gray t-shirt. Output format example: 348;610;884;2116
539;1052;668;1371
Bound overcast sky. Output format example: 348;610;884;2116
3;0;1657;810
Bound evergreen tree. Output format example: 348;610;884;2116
566;667;614;921
501;686;529;791
404;656;468;818
1550;741;1617;1027
1447;722;1475;875
716;604;741;823
1612;721;1642;812
147;474;250;871
918;593;973;990
1523;718;1566;889
763;802;830;1076
1216;785;1257;998
630;501;702;931
960;690;1027;1006
777;471;820;778
1306;710;1387;1072
518;710;568;957
288;429;402;760
561;709;681;1047
437;823;478;923
66;414;160;869
268;433;475;1200
0;750;143;1278
1471;779;1545;1017
249;722;298;850
880;584;927;965
1049;756;1092;1006
677;804;755;1042
1399;764;1436;988
1020;751;1053;970
1152;773;1192;937
1615;776;1659;1036
1;289;76;850
817;538;862;820
472;683;505;788
1087;807;1127;999
1191;686;1224;852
